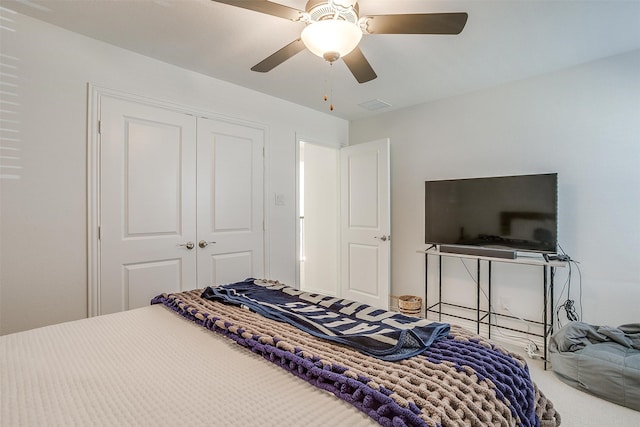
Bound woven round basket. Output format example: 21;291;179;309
398;295;422;315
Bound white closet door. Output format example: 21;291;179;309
99;97;197;315
196;117;265;287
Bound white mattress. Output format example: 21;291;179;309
1;305;375;426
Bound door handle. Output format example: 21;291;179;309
374;235;390;242
198;240;216;248
177;242;195;250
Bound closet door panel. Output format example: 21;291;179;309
211;134;253;231
197;118;264;287
206;252;253;286
99;97;197;314
124;259;183;309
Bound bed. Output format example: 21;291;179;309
1;279;561;427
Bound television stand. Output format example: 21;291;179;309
418;248;567;369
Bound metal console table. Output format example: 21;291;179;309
418;248;566;369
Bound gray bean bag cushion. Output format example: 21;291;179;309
549;321;640;411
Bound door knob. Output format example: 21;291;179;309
374;235;389;242
177;242;195;250
198;240;216;248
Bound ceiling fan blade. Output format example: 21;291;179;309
251;39;306;72
362;12;468;35
342;47;377;84
210;0;304;21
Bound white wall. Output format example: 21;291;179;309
0;13;348;335
350;50;640;332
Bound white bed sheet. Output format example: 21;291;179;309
1;304;375;426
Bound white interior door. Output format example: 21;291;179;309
99;96;197;315
340;139;390;309
196;117;264;287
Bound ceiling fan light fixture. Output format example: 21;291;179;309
301;19;362;62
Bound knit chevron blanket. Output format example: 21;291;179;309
151;286;561;427
200;278;450;361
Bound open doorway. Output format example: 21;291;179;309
297;140;339;296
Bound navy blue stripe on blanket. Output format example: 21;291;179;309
201;279;450;361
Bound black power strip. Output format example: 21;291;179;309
543;254;571;262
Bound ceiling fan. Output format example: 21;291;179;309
211;0;468;83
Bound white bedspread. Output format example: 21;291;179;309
1;305;375;426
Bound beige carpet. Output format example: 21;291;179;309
501;342;640;427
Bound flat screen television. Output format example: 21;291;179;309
425;173;557;254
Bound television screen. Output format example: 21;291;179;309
425;173;557;253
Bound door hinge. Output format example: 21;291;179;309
98;120;101;134
98;226;101;240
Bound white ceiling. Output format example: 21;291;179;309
3;0;640;120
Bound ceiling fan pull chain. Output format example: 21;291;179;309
329;62;334;111
323;66;329;102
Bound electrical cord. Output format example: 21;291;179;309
553;245;582;328
557;299;578;321
552;258;572;328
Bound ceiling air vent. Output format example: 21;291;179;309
358;99;392;111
